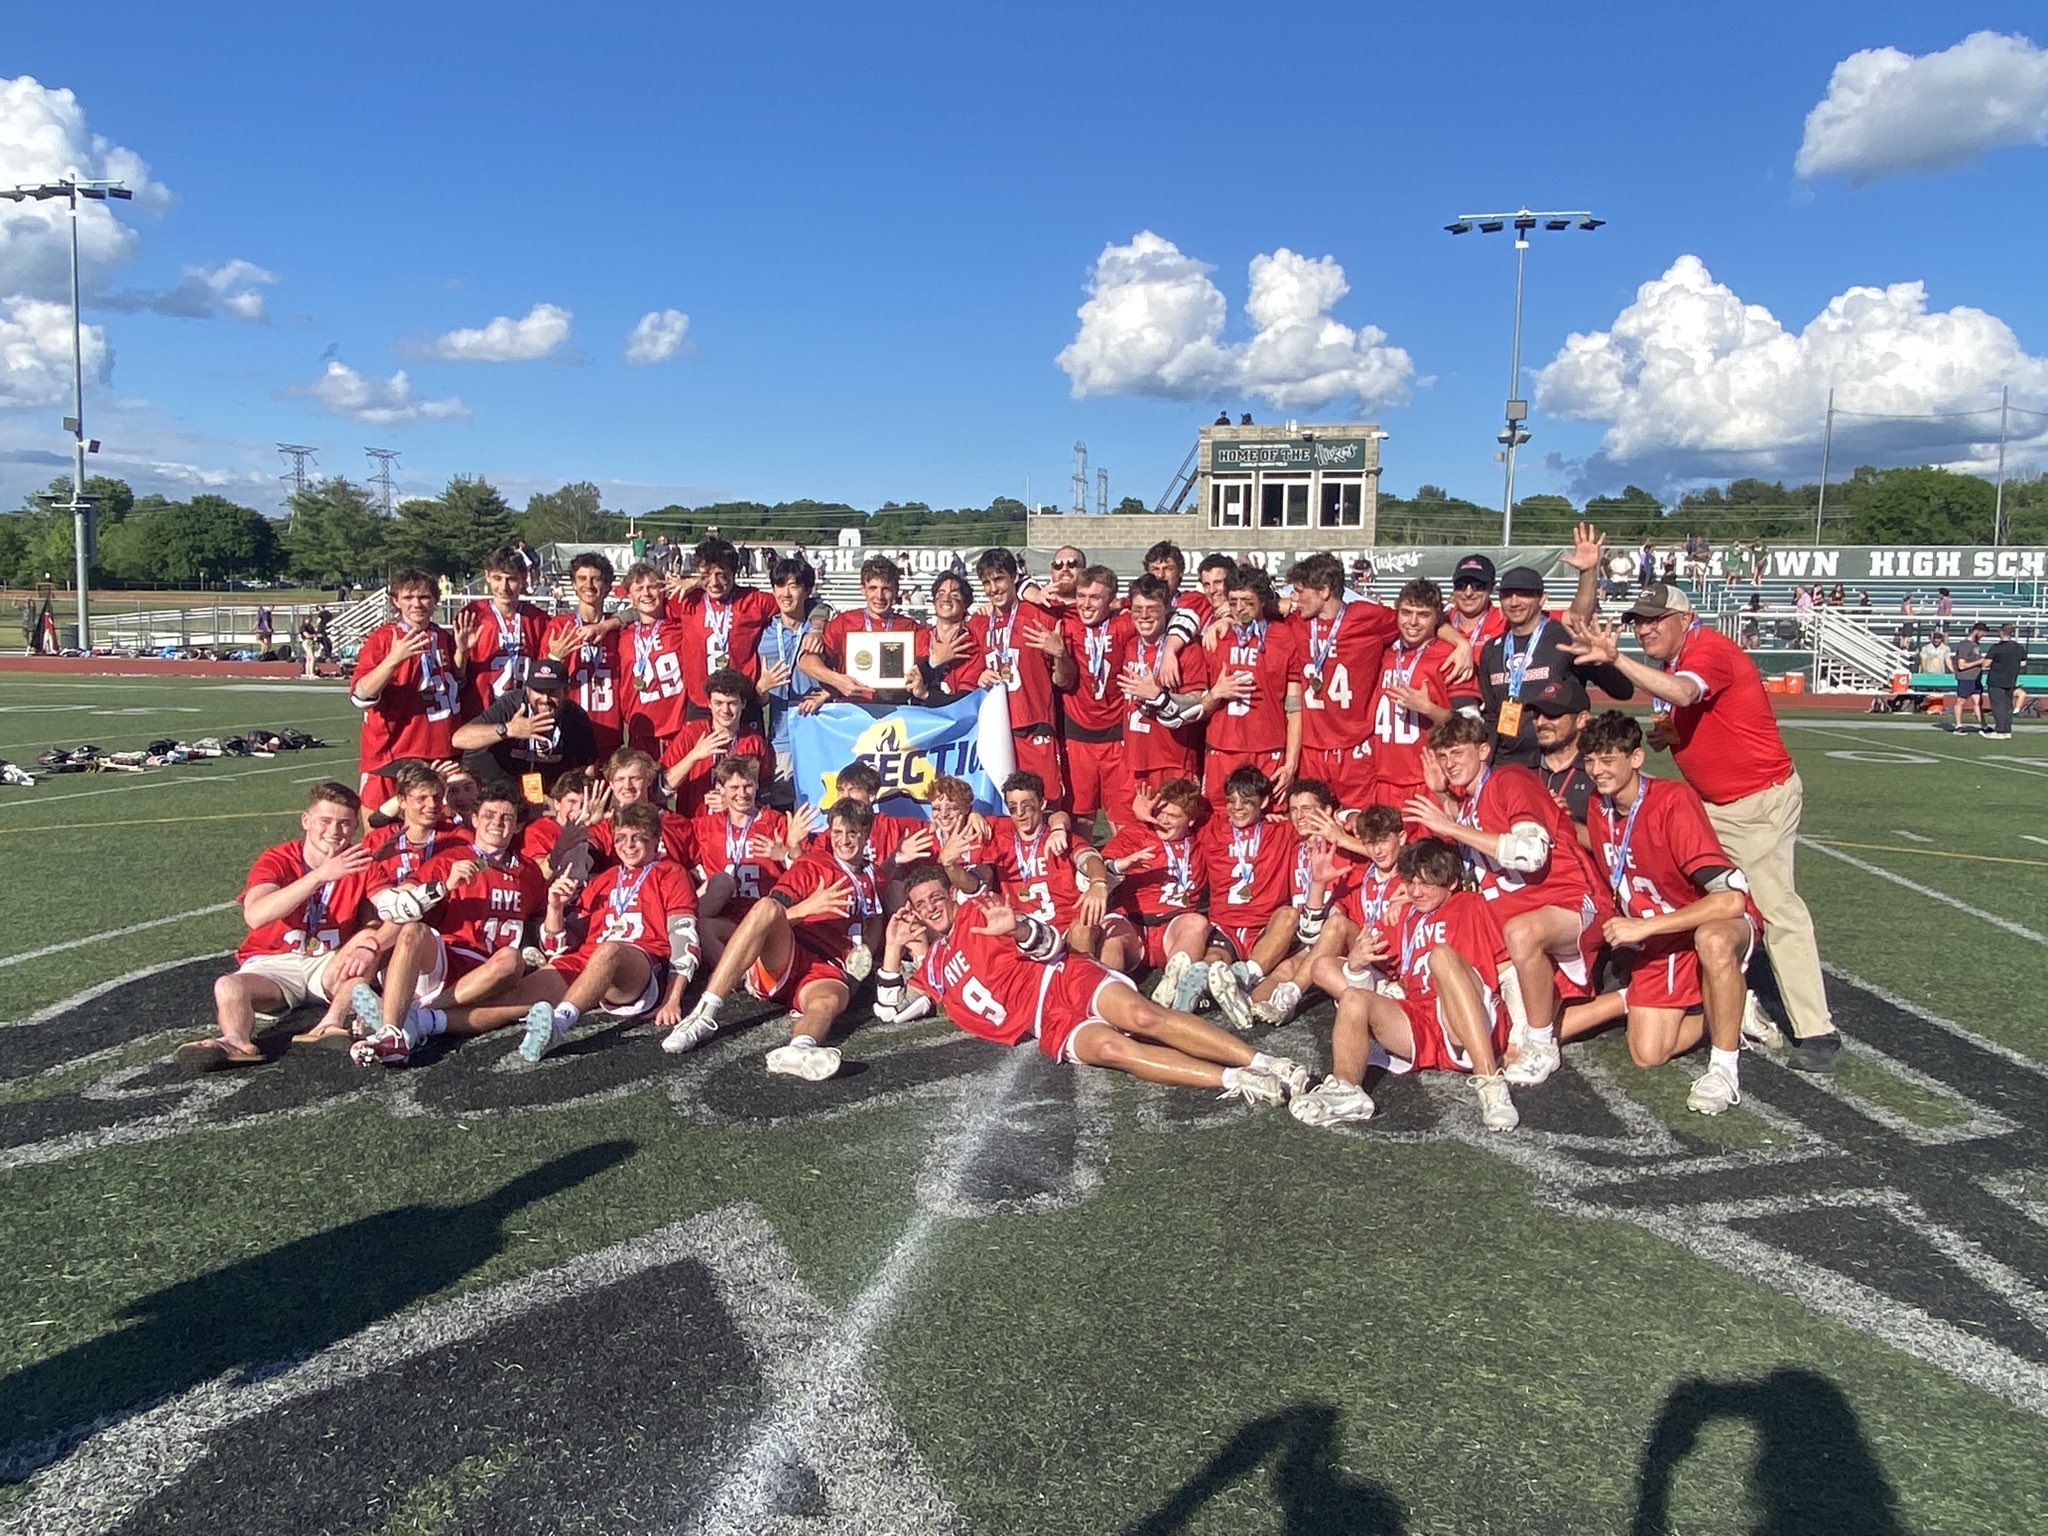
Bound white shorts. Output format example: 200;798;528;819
605;957;667;1020
410;932;491;1008
236;951;338;1011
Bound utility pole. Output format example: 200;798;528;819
365;447;399;515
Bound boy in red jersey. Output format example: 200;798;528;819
881;864;1307;1105
1446;553;1509;654
803;555;931;701
176;782;385;1069
1288;553;1398;807
543;551;627;760
351;570;462;798
922;774;1000;896
1575;711;1760;1114
1105;776;1213;1006
966;547;1075;804
362;761;460;887
519;770;591;876
661;668;771;814
659;798;884;1080
1057;565;1136;827
346;786;550;1064
1366;579;1464;814
667;537;782;706
570;748;699;872
1238;778;1365;1026
618;561;693;748
1112;575;1204;803
455;544;550;718
1405;715;1611;1091
808;759;932;879
983;770;1125;970
1195;563;1304;812
1311;804;1410;1001
1194;765;1303;1030
1289;838;1521;1131
691;755;808;969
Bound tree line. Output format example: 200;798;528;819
3;463;2043;590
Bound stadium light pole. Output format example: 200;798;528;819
3;174;132;650
1446;208;1603;546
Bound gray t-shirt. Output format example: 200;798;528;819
1954;639;1985;679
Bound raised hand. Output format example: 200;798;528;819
895;826;937;864
394;627;434;662
1044;824;1070;858
1116;844;1157;874
788;877;854;921
1156;648;1182;689
547;871;582;911
1077;880;1107;929
1562;612;1622;666
1440;639;1475;686
758;659;794;693
1403;790;1457;838
1562;521;1608;573
1349;925;1392;970
452;609;480;647
787;801;822;845
546;626;581;661
1117;667;1164;703
444;859;484;888
974;901;1020;938
575;780;614;826
314;843;374;883
885;904;926;952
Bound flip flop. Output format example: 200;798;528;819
173;1038;265;1072
290;1022;353;1047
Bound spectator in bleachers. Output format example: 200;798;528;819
1827;583;1845;606
1856;590;1871;609
1918;630;1953;678
1952;624;1989;733
1936;587;1954;619
1984;623;2027;739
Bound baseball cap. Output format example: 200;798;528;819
1621;583;1696;621
1497;564;1546;593
527;657;570;692
1529;674;1589;716
1452;554;1496;588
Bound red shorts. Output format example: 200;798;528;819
548;946;667;1017
1397;976;1508;1074
1210;916;1282;962
1619;918;1758;1013
1134;913;1203;970
413;932;491;1006
1036;956;1135;1063
1012;727;1067;808
745;945;849;1008
1065;737;1128;826
1300;742;1376;807
1202;747;1286;811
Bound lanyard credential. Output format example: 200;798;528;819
1604;781;1649;912
1503;617;1547;700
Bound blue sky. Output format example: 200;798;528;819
3;3;2046;522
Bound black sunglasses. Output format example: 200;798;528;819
1052;559;1083;570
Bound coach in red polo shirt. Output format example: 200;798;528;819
1566;580;1840;1070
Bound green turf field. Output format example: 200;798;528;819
3;672;2047;1534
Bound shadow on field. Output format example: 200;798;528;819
1119;1402;1407;1535
0;1139;634;1485
1630;1368;1905;1536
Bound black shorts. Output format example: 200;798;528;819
1956;675;1980;699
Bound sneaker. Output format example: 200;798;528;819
1739;993;1786;1052
349;1028;414;1068
1216;1068;1286;1109
1686;1062;1741;1115
1501;1031;1560;1086
516;1001;559;1064
1208;961;1256;1032
1251;981;1303;1025
1472;1073;1520;1132
1171;960;1211;1015
765;1040;843;1081
661;999;722;1054
1785;1030;1843;1073
1255;1053;1312;1097
1288;1078;1376;1126
518;944;547;972
1151;951;1191;1008
348;982;385;1040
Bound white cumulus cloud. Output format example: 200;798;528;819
295;360;470;426
1056;231;1413;411
624;308;689;365
104;258;278;321
0;76;173;298
0;295;111;408
427;301;572;362
1532;254;2048;482
1796;31;2048;182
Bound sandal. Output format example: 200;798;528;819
173;1037;265;1071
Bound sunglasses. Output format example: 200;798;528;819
1628;613;1676;628
1452;578;1492;591
1051;559;1083;570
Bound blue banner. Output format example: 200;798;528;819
788;690;1016;819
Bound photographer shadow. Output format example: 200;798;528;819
1119;1402;1407;1535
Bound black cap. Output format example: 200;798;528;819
1529;674;1589;716
1452;554;1496;588
527;657;570;692
1497;565;1546;593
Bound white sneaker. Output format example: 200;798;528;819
1473;1073;1520;1131
1501;1031;1560;1086
1251;981;1303;1025
1151;951;1190;1008
1687;1062;1742;1115
766;1040;842;1081
516;1001;558;1064
1253;1052;1312;1097
1288;1078;1375;1126
1739;993;1786;1052
661;1001;721;1055
1208;961;1256;1032
1216;1068;1286;1108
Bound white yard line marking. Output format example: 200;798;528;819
1892;829;1931;843
1799;837;2048;948
2024;835;2048;848
0;904;237;970
1788;723;2048;778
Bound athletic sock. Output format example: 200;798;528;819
416;1007;447;1037
698;989;725;1017
1249;1051;1283;1075
551;1003;581;1034
1711;1046;1742;1086
789;1033;818;1050
1527;1025;1556;1046
1220;1066;1246;1090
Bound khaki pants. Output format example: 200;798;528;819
1703;772;1833;1040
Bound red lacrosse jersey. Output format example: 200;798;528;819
967;598;1062;732
773;849;886;964
519;814;566;867
1121;630;1206;777
1299;601;1399;753
1397;890;1508;999
620;614;694;746
805;812;919;874
362;819;461;889
1204;618;1306;755
1197;814;1302;929
1059;609;1135;736
460;599;550;718
543;613;626;753
1369;638;1458;790
985;817;1091;927
1103;825;1205;920
690;807;792;918
416;844;550;957
660;723;771;816
586;810;699;872
667;585;780;699
915;894;1059;1047
352;623;460;773
1588;775;1754;924
820;609;931;683
1341;863;1409;951
1448;764;1606;924
1447;604;1508;654
571;859;698;961
235;841;377;964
